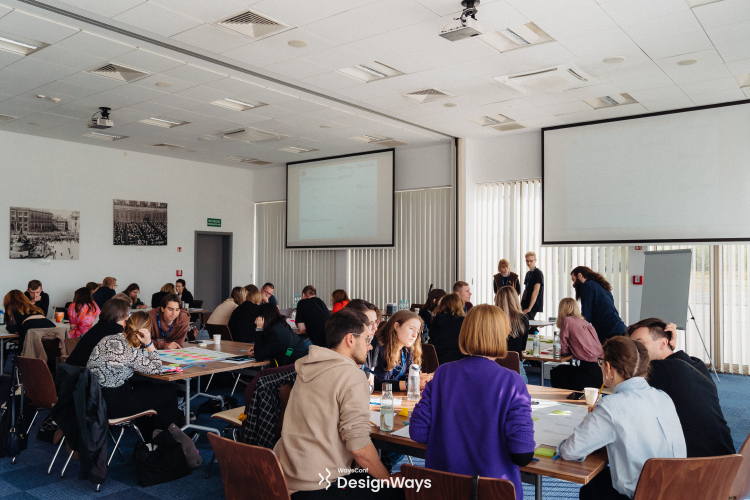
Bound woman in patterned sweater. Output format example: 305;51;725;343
87;311;182;440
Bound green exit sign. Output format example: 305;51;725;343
207;218;221;227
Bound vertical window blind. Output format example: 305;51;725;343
349;187;456;310
255;201;336;309
720;245;750;374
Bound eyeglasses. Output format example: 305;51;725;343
352;333;374;343
597;358;605;367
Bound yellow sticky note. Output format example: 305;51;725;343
398;408;409;417
534;447;556;458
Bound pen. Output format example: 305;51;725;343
552;454;559;460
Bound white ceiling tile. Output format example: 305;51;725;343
590;102;646;119
0;5;11;18
679;77;739;95
566;82;626;99
462;85;518;105
374;47;447;75
59;72;127;92
523;90;580;106
170;24;253;54
350;0;438;32
53;0;146;18
640;95;694;112
364;94;420;110
222;28;336;68
627;85;688;102
303;11;383;45
517;116;566;129
235;88;298;105
251;0;346;27
182;102;240;118
0;51;23;70
558;27;636;60
638;31;714;60
69;92;145;110
413;0;467;17
600;0;689;25
160;64;227;84
1;96;59;113
540;100;592;115
172;85;227;103
113;3;203;37
250;104;305;119
483;98;551;121
19;81;101;100
0;11;79;44
112;49;185;73
127;100;193;116
202;77;263;95
594;60;666;82
302;46;364;71
148;93;203;109
690;87;746;105
223;41;296;68
616;73;676;92
108;82;167;101
131;74;196;93
620;9;704;45
725;58;750;77
533;5;618;40
301;72;363;91
275;98;329;113
692;0;750;30
6;57;77;81
473;2;530;32
706;20;750;62
27;46;107;73
655;49;731;83
148;0;250;23
505;42;580;69
227;110;282;126
265;58;330;80
24;112;82;128
0;100;37;118
504;0;598;21
54;32;135;60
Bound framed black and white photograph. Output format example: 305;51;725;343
113;199;168;246
10;207;80;259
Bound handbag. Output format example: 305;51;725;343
2;356;27;459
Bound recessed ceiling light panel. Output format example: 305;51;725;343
223;128;287;143
280;146;318;153
339;61;403;83
84;131;127;141
0;31;47;56
139;117;190;128
351;134;393;144
468;114;515;127
212;97;266;111
479;22;553;53
584;92;637;109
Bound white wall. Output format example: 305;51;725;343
0;131;255;314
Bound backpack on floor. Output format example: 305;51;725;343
134;428;191;486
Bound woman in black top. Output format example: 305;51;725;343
429;293;467;365
3;290;55;352
228;286;262;342
494;285;529;382
419;288;446;343
253;303;308;367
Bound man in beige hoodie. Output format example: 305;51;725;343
274;309;404;499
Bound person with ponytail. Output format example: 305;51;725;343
558;336;686;500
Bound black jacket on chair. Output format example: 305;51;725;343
429;313;467;365
50;363;109;485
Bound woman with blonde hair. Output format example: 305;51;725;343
3;290;54;352
228;285;262;340
410;305;535;500
208;286;247;326
493;258;520;295
429;293;467;365
151;283;176;308
331;289;350;313
495;286;530;382
373;310;427;392
87;311;182;441
550;297;603;391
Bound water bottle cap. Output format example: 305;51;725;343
383;383;392;391
410;364;421;371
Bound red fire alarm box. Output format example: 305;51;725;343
635;246;643;250
633;275;643;285
177;247;182;252
176;270;183;277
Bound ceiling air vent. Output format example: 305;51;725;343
88;63;150;83
0;114;17;122
223;128;288;143
151;143;184;150
216;10;288;38
226;156;273;165
584;93;637;110
494;64;592;95
404;88;452;104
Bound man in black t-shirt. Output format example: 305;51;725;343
521;252;544;341
295;285;331;348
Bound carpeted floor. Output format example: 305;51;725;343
1;367;747;500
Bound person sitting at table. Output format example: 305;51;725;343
410;304;535;500
228;285;262;341
493;259;520;296
175;279;193;308
373;310;429;392
87;311;182;441
66;297;131;367
557;336;686;500
24;280;50;317
3;290;55;352
331;289;350;314
345;299;381;389
627;318;734;458
274;309;403;499
208;286;246;326
124;283;147;309
93;277;117;310
67;287;100;338
147;294;189;349
253;303;308;365
86;282;99;293
260;282;279;306
151;283;175;309
295;285;331;348
549;298;603;391
494;286;530;382
453;281;474;313
429;293;467;365
418;288;446;341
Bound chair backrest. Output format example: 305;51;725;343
276;383;292;439
17;356;57;409
633;455;742;500
244;364;297;414
206;323;233;342
421;343;439;374
207;433;291;500
495;351;520;374
400;464;515;500
410;303;424;313
730;434;750;500
191;300;203;309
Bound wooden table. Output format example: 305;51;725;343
369;386;607;500
523;336;574;385
142;340;269;435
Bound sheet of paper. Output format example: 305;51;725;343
533;403;589;447
157;347;235;365
530;399;560;411
370;411;381;426
392;426;411;438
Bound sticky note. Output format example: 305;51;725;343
398;408;409;417
532;417;539;422
534;447;556;458
551;410;571;415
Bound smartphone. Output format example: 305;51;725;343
567;391;585;400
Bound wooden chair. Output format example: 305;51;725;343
400;464;516;499
421;344;439;374
206;323;233;342
207;433;291;500
410;303;424;313
495;351;520;374
632;455;742;500
729;433;750;500
17;357;60;469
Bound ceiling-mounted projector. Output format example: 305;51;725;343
439;0;483;42
88;107;113;129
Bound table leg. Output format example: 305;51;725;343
188;375;225;407
0;340;5;376
535;473;542;500
180;376;220;435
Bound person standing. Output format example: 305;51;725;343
93;277;117;310
295;285;331;348
24;280;50;317
175;279;194;308
520;252;543;320
571;266;626;344
493;259;520;295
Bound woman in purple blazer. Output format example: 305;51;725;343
410;304;535;500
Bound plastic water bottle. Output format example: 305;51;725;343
553;332;561;359
380;383;394;432
407;364;421;401
0;309;4;325
532;333;541;357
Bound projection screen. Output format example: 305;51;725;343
542;100;750;245
286;149;394;249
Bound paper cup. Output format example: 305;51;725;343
55;312;64;323
584;387;599;406
213;334;221;344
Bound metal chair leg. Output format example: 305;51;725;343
204;373;214;392
108;429;125;462
48;436;65;475
230;373;241;396
132;423;146;444
407;456;414;465
60;450;75;477
205;453;216;479
107;427;125;466
26;409;40;434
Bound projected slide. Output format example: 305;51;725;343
286;150;394;248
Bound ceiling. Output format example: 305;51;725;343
0;0;748;169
